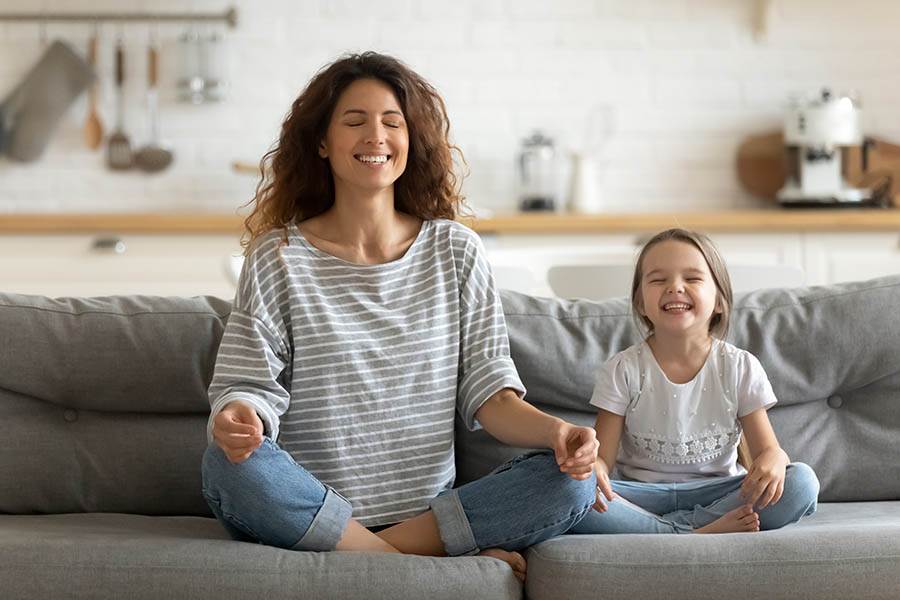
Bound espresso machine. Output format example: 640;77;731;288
777;88;886;206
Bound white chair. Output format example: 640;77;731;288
491;264;552;297
547;263;806;301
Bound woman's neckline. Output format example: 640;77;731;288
292;219;429;268
642;337;718;387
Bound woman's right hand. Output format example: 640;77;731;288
212;401;264;464
593;459;616;512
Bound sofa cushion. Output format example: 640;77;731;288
0;513;521;600
0;294;229;413
457;276;900;502
0;294;227;515
524;501;900;600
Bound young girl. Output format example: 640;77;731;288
570;228;819;535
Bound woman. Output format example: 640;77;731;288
200;52;597;580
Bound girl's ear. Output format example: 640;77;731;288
318;141;328;159
714;294;724;314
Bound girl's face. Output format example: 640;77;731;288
319;78;409;197
638;239;722;338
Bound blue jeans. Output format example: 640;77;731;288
202;440;595;555
569;462;819;534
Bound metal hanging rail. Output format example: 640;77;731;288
0;6;237;28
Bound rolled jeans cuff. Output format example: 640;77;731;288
430;489;478;557
292;487;352;552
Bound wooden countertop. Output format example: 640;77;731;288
1;209;900;234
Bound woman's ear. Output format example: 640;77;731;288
714;294;724;314
318;141;328;159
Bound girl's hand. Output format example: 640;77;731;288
551;421;599;481
740;447;788;509
592;459;616;512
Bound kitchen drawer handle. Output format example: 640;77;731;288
91;237;127;254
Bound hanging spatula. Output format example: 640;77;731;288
106;36;132;169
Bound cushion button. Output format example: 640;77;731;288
63;409;78;422
827;396;843;409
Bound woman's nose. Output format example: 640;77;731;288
363;123;387;145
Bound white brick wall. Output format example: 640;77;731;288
0;0;898;214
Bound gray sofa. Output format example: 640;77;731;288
1;276;899;600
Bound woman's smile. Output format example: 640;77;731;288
354;153;392;168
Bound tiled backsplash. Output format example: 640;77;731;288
1;0;898;214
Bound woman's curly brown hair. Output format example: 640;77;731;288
241;52;467;253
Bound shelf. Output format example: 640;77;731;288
2;209;900;235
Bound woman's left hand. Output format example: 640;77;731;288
740;447;789;509
552;421;599;481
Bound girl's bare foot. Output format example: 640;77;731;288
695;504;760;534
479;548;527;581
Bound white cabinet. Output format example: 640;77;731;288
803;233;900;285
1;229;896;300
0;234;242;298
483;232;807;299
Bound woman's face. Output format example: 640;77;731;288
319;78;409;197
638;240;721;338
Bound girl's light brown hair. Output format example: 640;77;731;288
240;52;466;253
630;228;733;339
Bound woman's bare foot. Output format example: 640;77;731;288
695;504;760;534
479;548;527;581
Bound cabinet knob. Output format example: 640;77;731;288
91;237;127;254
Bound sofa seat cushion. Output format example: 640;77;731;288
0;513;521;600
525;501;900;600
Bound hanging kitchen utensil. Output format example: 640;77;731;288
0;40;94;162
106;35;132;170
83;29;104;150
134;41;173;172
176;24;224;104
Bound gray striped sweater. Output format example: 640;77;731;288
206;219;525;526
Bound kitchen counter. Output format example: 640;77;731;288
2;209;900;234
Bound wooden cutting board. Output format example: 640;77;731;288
736;131;900;207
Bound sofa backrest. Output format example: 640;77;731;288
0;295;229;516
457;275;900;503
1;276;898;516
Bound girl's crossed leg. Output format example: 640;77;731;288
569;462;819;535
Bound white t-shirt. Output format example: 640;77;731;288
589;338;777;483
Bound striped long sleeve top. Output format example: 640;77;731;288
206;218;525;526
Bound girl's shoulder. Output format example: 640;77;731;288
713;339;771;382
601;341;645;373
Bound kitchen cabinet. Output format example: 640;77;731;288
0;212;897;300
483;232;898;299
483;232;807;299
0;234;241;298
803;233;900;285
